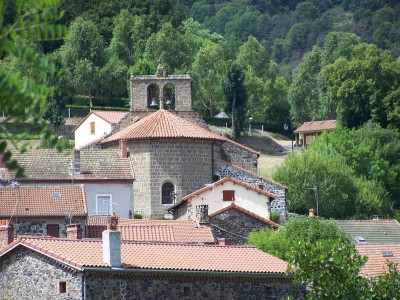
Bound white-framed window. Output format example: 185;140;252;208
95;194;112;215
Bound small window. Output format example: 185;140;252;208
223;190;235;201
182;285;191;296
58;282;66;294
90;122;95;134
96;194;112;215
47;224;60;238
162;182;175;204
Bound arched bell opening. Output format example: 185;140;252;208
163;83;175;110
147;83;160;110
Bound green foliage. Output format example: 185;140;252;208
224;62;247;140
269;211;280;224
0;0;67;176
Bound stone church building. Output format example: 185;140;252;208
97;64;287;218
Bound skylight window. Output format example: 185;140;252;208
382;251;393;257
51;192;61;199
355;236;366;243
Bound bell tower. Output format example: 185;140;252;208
130;63;192;112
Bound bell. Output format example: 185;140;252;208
165;97;173;106
150;97;158;107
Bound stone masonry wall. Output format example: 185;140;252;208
210;208;274;245
221;142;258;174
86;273;306;300
0;247;82;299
129;139;213;218
10;217;86;238
130;75;192;111
214;160;287;214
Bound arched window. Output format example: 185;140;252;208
147;83;160;109
162;182;175;204
163;83;175;110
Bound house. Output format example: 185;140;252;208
0;223;306;299
0;185;87;239
86;215;216;244
336;219;400;244
356;244;400;278
4;148;134;218
294;120;336;147
73;110;128;149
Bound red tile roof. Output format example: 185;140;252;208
101;110;225;143
182;176;277;201
0;185;87;216
7;149;133;181
86;216;215;243
209;203;279;229
1;236;289;274
294;120;337;133
356;244;400;278
73;110;128;132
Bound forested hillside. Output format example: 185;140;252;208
2;0;400;129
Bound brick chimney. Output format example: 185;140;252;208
218;238;230;246
257;177;264;190
119;139;129;158
196;205;209;224
66;224;83;239
0;220;14;249
102;212;121;267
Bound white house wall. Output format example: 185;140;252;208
74;114;113;149
181;181;270;221
84;183;133;218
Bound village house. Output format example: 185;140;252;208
294;120;337;147
4;148;134;218
0;220;306;299
73;110;128;149
0;185;87;242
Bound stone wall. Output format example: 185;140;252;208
85;272;306;300
210;208;274;245
10;217;86;238
129;139;213;218
0;247;82;299
221;142;258;174
214;160;287;214
130;75;192;111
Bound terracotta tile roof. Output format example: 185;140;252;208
209;203;279;229
86;216;215;243
1;236;289;274
336;219;400;244
0;185;87;216
356;244;400;278
101;110;225;144
215;158;288;189
73;110;128;132
7;149;133;181
294;120;337;133
182;176;277;201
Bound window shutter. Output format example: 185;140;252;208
90;122;95;134
222;190;235;201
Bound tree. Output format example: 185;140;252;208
61;17;105;107
0;0;67;176
191;43;226;116
224;62;247;140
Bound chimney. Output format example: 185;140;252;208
72;150;80;175
119;139;129;158
257;177;264;190
0;220;14;249
102;224;121;267
196;205;209;224
309;208;315;217
66;224;83;239
218;238;230;246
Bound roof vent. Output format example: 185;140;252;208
355;236;366;243
51;192;61;199
382;251;393;257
